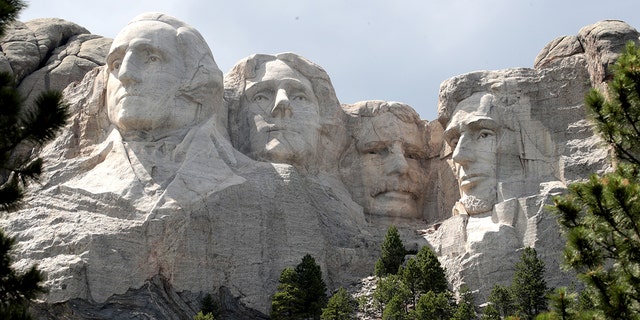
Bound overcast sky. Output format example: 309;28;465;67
19;0;640;121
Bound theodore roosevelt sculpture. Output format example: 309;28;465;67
224;53;345;171
340;100;427;219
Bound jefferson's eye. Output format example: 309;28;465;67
448;138;458;148
112;61;121;70
290;93;308;102
253;93;269;102
477;129;495;140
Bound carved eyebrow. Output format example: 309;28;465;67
106;45;126;65
404;143;426;156
466;118;499;131
443;126;460;144
357;141;388;153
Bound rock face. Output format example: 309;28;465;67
0;13;636;319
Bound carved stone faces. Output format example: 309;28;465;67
444;93;498;214
239;59;321;166
106;20;186;135
342;101;427;218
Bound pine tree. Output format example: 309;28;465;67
381;294;408;320
0;1;68;318
409;290;455;320
511;247;548;319
547;287;575;320
451;285;477;320
198;293;219;318
374;225;406;277
480;304;501;320
296;254;328;319
400;257;420;306
414;245;448;295
193;311;214;320
551;41;640;319
372;274;411;315
271;254;328;320
487;284;515;318
271;267;302;320
321;287;355;320
0;229;46;319
1;76;69;211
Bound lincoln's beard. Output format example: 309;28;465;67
459;194;494;215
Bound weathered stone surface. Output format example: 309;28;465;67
0;18;111;106
426;20;636;304
0;15;636;319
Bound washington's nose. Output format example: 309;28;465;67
117;52;141;85
385;143;410;175
271;88;292;118
451;135;473;165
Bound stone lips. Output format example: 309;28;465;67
0;15;633;318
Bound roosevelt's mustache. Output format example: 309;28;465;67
370;179;421;200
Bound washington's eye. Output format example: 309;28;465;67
363;146;386;156
448;138;458;148
147;54;161;63
111;60;121;70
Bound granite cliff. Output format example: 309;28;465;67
0;14;635;319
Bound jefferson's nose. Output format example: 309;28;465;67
271;88;292;118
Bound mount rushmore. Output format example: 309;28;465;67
0;12;636;318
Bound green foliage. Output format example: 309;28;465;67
296;254;328;318
409;290;454;320
546;287;576;320
271;267;303;320
0;2;66;318
0;0;24;36
321;287;355;320
373;274;411;314
584;42;640;166
511;247;549;319
0;87;69;211
0;229;46;319
487;284;515;318
413;245;448;295
481;304;501;320
193;311;214;320
382;293;408;320
551;41;640;320
451;285;477;320
400;256;420;306
271;254;328;320
375;226;406;277
401;245;449;302
198;293;219;318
